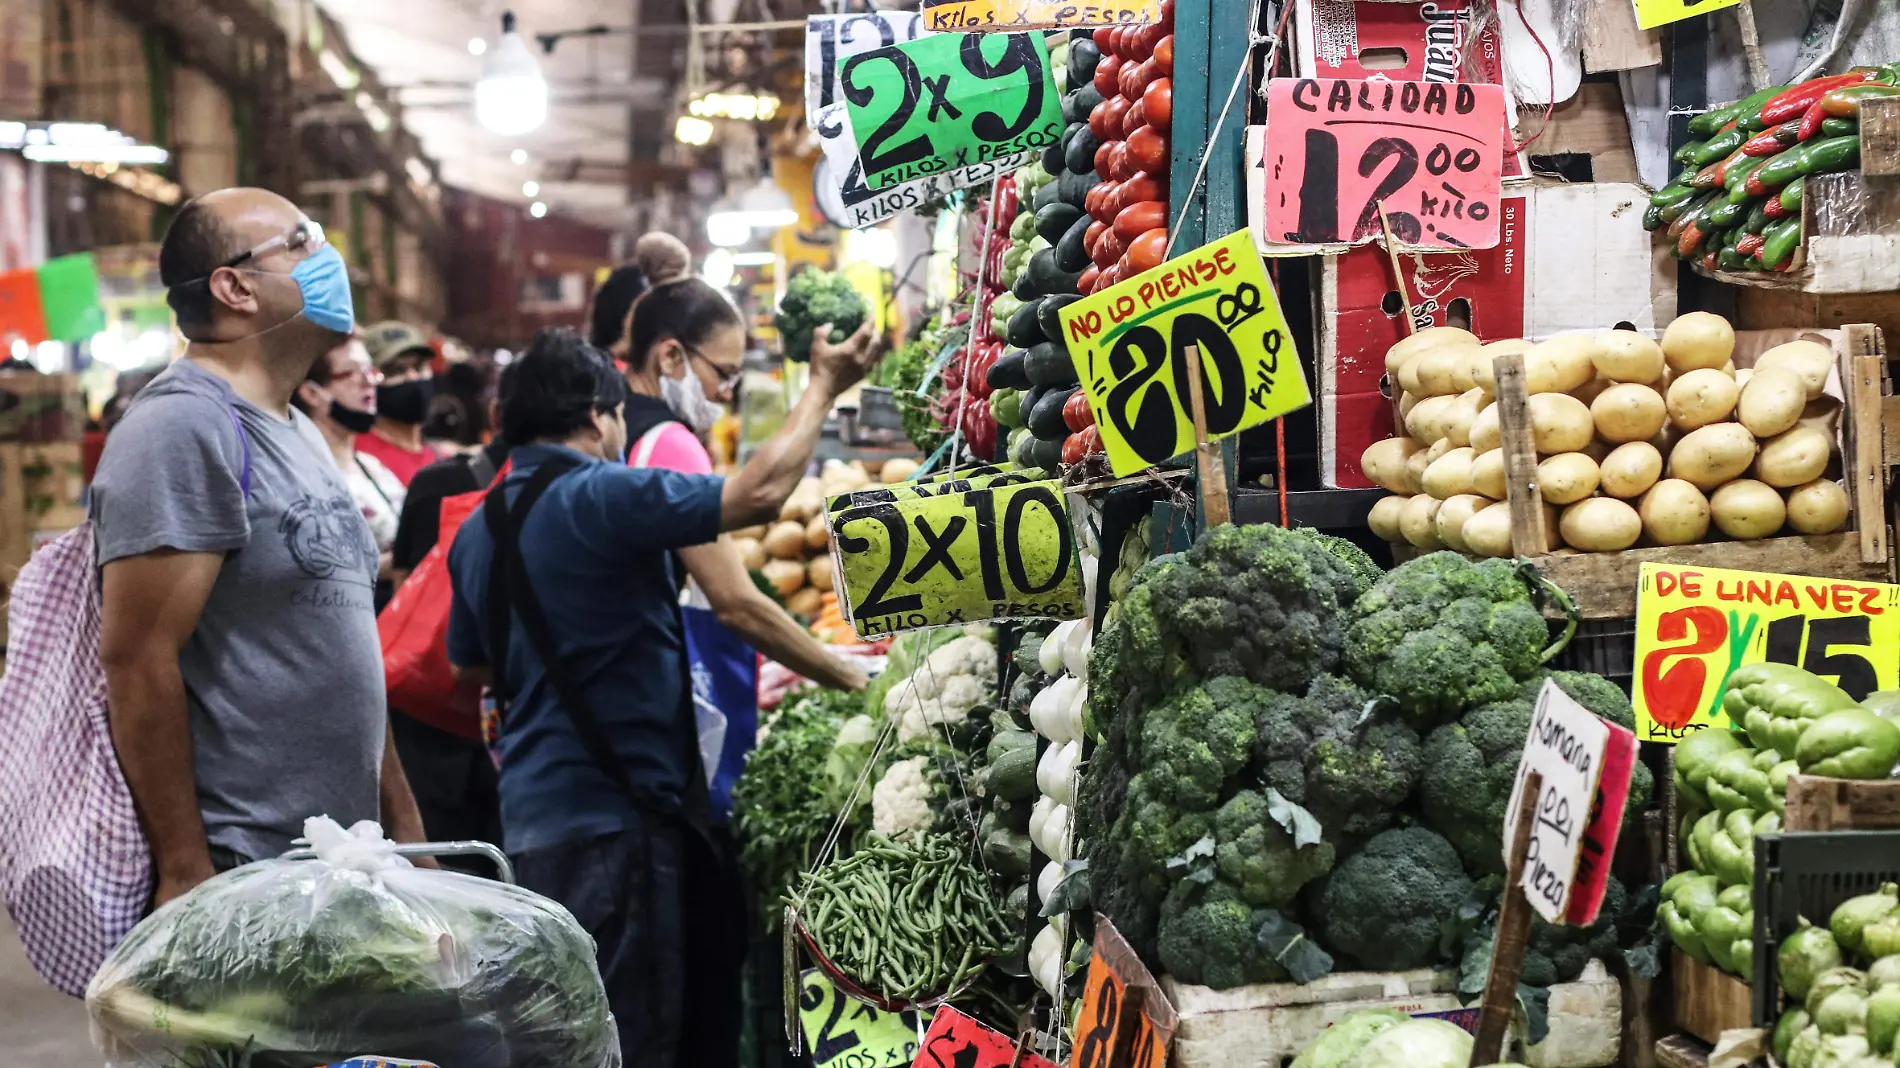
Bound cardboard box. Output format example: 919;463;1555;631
0;372;85;443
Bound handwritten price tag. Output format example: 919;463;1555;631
1264;78;1507;250
815;102;1030;229
913;1006;1061;1068
1072;919;1176;1068
799;969;928;1068
841;32;1063;191
1631;0;1743;30
806;13;925;129
921;0;1159;32
1502;681;1622;925
828;478;1084;638
1634;562;1900;742
826;465;1041;514
1058;229;1310;478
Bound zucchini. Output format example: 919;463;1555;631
1007;299;1047;348
1055;214;1093;273
1024;340;1078;387
1036;202;1084;244
1037;294;1083;340
1028;385;1078;440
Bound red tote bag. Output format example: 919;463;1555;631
379;466;506;739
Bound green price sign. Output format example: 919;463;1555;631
827;477;1084;637
840;31;1064;191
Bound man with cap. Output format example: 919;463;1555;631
359;320;442;485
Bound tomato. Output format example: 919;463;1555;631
1112;26;1135;56
1124;100;1148;139
1098;264;1122;290
1093;138;1117;177
1088;98;1116;141
1102;96;1132;141
1126;227;1169;273
1094;228;1128;268
1137;22;1167;54
1090;180;1120;222
1078;264;1101;294
1160;0;1174;30
1109;141;1135;181
1155;35;1174;74
1093;26;1115;51
1084;219;1108;250
1084;183;1105;219
1094;56;1123;97
1143;79;1172;134
1063;389;1096;433
1118;171;1167;206
1060;429;1092;465
1113;200;1168;242
1126;126;1169;175
1133;59;1164;92
1119;59;1145;101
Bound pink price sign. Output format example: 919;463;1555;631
1263;78;1508;251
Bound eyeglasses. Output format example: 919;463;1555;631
686;345;745;394
221;218;328;270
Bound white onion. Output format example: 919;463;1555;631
1037;860;1063;905
1038;625;1069;675
1029;681;1063;738
1061;619;1092;680
1048;741;1082;807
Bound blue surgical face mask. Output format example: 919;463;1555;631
291;245;355;333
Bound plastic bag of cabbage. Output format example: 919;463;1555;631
1287;1010;1490;1068
87;818;617;1068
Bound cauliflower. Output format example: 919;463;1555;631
883;635;997;742
872;755;936;837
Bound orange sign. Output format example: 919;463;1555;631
1071;919;1175;1068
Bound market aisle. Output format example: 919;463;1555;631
0;915;94;1065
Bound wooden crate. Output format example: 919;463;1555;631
1495;325;1892;620
1783;773;1900;831
1164;964;1621;1068
1668;950;1750;1047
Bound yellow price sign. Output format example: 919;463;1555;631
1057;229;1310;478
828;478;1084;637
797;969;928;1068
824;464;1040;514
1632;562;1900;742
1631;0;1742;31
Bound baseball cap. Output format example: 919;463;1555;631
363;321;434;370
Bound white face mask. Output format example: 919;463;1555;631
660;365;727;434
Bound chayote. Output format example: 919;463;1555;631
1676;728;1746;808
1862;689;1900;722
1832;884;1900;959
1661;901;1711;965
1706;821;1752;888
1777;1008;1813;1065
1733;933;1754;977
1769;759;1798;812
1674;872;1723;923
1691;813;1724;877
1797;708;1900;780
1783;921;1846;1002
1708;748;1773;811
1701;905;1745;972
1719;883;1754;914
1867;982;1900;1054
1725;663;1860;759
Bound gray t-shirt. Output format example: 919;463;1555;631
90;358;385;862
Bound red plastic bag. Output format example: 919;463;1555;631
378;468;505;739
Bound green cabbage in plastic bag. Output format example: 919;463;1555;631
1348;1018;1474;1068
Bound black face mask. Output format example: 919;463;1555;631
375;378;435;425
329;400;377;434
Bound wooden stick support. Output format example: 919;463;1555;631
1471;769;1543;1066
1842;324;1887;565
1376;201;1419;337
1183;343;1232;528
1734;2;1771;91
1490;352;1550;557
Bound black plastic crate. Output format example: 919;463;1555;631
1750;830;1900;1025
1548;617;1636;695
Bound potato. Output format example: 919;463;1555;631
1414;346;1466;397
1755;339;1833;399
1593;330;1666;383
1462;502;1515;557
1464;350;1495;398
1537;452;1600;505
761;557;808;595
1367;494;1408;542
1361;437;1426;494
1470;448;1507;500
1398;390;1420;422
1668;423;1757;490
1469;402;1501;453
1598;442;1664;499
1446;347;1482;393
1405;394;1456;441
805;513;831;551
1591;383;1667;443
1736;367;1806;437
1525;334;1602;395
1473;338;1531;393
732;536;767;570
1711;479;1787;540
1425;437;1455;465
785;586;825;616
1435;493;1488;552
1560;498;1642;552
1639;479;1712;545
1572;375;1614;408
1422;446;1477;499
1387;326;1479;374
1580;437;1612;462
1397;353;1428;396
1785;478;1850;535
1404;448;1431;493
763;520;809;560
807;554;836;592
1528;392;1595;454
1662;311;1736;372
731;524;767;541
1666;367;1741;429
1400;494;1445;548
1755;425;1832;488
880;457;920;483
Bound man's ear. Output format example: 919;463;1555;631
205;267;261;317
295;379;326;410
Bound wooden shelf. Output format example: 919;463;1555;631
1526;533;1890;619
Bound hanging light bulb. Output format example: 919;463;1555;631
475;12;548;136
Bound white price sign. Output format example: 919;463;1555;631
804;13;925;134
812;102;1028;229
1503;680;1610;924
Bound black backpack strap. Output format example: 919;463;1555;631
467;447;498;490
482;456;648;805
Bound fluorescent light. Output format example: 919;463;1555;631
511;149;529;165
729;251;776;266
702;248;735;287
529;201;548;218
318;50;359;90
674;115;714;146
24;144;169;164
522;180;539;197
706;206;749;247
475;12;547;136
468;37;488;56
688;92;781;122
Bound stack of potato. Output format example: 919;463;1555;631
1363;313;1850;557
732;458;901;617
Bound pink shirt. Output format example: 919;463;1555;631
629;421;713;475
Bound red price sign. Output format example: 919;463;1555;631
1263;78;1507;250
913;1007;1060;1068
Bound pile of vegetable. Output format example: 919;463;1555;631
775;268;869;362
1770;884;1900;1068
1662;663;1900;975
1080;12;1174;292
1365;314;1851;557
1644;66;1900;273
1072;532;1654;996
1286;1010;1482;1068
733;458;908;635
880;328;955;457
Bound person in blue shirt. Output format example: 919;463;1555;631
446;322;877;1068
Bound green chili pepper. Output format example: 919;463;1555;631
1820;117;1858;139
1688;97;1749;138
1651;181;1699;208
1717;246;1748;272
1743;200;1772;235
1674;140;1707;165
1704;197;1749;229
1747;145;1807;195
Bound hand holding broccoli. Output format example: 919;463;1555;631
808;316;881;398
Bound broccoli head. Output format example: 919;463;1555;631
1252;674;1422;839
1116;773;1216;896
1547;669;1634;730
1156;880;1288;989
1214;789;1337;909
1137;676;1262;811
1527;876;1631;986
1343;552;1553;724
1286;529;1383;602
1316;826;1474;971
774;269;867;362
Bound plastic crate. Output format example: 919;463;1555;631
1547;617;1636;696
1750;830;1900;1025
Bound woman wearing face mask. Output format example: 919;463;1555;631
292;332;406;591
357;320;443;485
